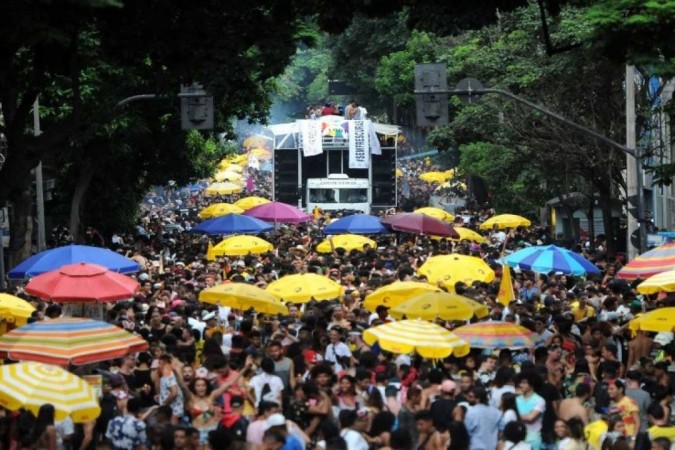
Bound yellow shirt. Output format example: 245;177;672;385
648;425;675;441
612;396;639;437
584;420;608;450
571;303;596;322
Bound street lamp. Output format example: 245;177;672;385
414;66;646;254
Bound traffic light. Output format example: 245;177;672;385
180;83;214;130
415;64;448;127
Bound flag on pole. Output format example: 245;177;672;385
497;263;516;306
246;174;255;193
402;174;411;199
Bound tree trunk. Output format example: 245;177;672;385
69;158;95;243
7;186;34;268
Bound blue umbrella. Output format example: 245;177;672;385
501;245;599;276
8;245;140;279
324;214;388;235
190;213;272;235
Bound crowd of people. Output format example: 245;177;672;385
4;155;675;450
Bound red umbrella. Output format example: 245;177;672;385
25;263;139;303
244;201;312;223
382;213;460;237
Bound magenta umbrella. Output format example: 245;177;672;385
244;201;312;224
382;213;459;237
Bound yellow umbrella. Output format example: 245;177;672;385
637;269;675;294
214;170;243;182
363;320;470;359
629;307;675;333
243;135;272;150
443;168;455;178
431;227;485;243
198;203;244;219
267;273;344;303
235;196;271;210
435;181;467;191
396;168;403;178
414;207;455;223
0;294;35;322
479;214;531;229
200;283;288;315
316;235;376;253
227;163;244;172
209;235;273;258
249;148;272;160
418;254;495;291
363;281;440;312
419;172;448;183
231;154;248;165
204;182;243;196
0;362;100;422
388;290;489;321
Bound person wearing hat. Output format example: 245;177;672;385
202;311;224;340
264;413;304;450
246;401;281;448
347;329;370;360
324;327;353;374
369;305;392;325
430;379;457;437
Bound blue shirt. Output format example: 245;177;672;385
281;435;303;450
465;403;501;450
105;415;147;450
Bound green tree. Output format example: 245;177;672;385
0;0;316;264
421;4;633;253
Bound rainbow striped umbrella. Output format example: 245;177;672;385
0;362;100;422
0;318;148;366
618;242;675;281
452;321;536;349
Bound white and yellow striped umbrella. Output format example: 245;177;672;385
0;362;100;422
363;320;470;359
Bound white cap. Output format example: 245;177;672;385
265;413;286;430
395;354;412;367
654;332;674;346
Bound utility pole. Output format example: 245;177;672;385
625;65;646;259
415;72;647;255
33;99;46;252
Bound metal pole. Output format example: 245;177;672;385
0;208;5;291
625;66;643;257
33;99;46;251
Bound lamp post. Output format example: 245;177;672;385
414;72;646;254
